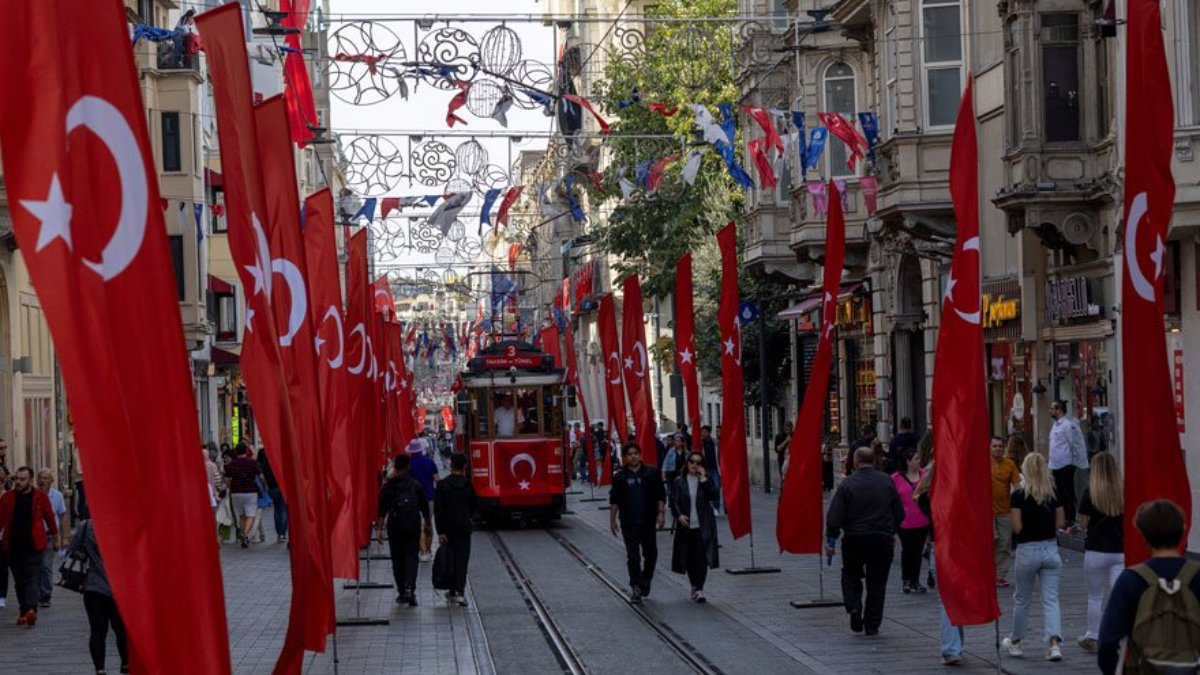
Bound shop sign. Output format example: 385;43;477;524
1046;276;1101;323
1054;342;1072;377
982;294;1020;328
231;405;240;446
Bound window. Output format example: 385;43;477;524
883;8;899;137
24;397;52;473
922;0;963;128
1174;0;1200;126
215;293;237;342
212;189;227;233
1006;18;1022;148
475;386;561;439
168;235;185;301
822;63;856;176
137;0;154;24
161;111;181;172
1041;14;1080;142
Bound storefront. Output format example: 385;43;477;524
982;278;1031;441
1043;274;1115;456
836;285;876;440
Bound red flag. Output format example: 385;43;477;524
395;325;417;448
716;223;752;539
540;324;563;368
818;112;869;171
496;185;524;226
621;275;658;466
930;80;1001;626
280;1;316;145
373;274;395;319
1122;0;1191;562
674;255;702;442
647;102;678;117
508;242;523;270
742;105;785;154
748;139;777;188
441;406;456;432
199;7;329;670
345;230;376;546
598;294;629;464
562;291;598;484
777;182;844;553
447;81;469;127
302;189;359;581
0;2;230;672
562;93;611;133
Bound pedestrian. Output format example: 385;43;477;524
887;417;920;473
609;441;666;604
223;442;262;548
1005;434;1030;469
1097;499;1200;675
825;446;905;636
773;420;793;478
406;439;439;562
0;466;59;626
913;462;966;665
990;435;1022;587
845;423;877;476
1076;451;1124;653
257;449;287;543
203;445;224;501
0;466;8;610
891;448;929;594
0;438;11;489
434;453;475;607
64;518;129;674
700;426;721;513
35;468;68;608
1002;452;1066;661
1047;399;1087;530
378;453;430;607
916;430;934;468
821;435;836;492
662;434;685;521
670;451;719;603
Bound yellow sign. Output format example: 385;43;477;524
982;294;1020;328
231;406;240;446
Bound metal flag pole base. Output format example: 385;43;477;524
578;482;606;503
790;553;842;608
336;533;391;627
724;533;782;575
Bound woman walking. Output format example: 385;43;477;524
892;448;930;593
1075;451;1123;653
670;451;719;603
1005;435;1031;471
1002;453;1066;662
66;519;128;674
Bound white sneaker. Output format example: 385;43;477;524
1046;643;1063;661
1001;637;1024;657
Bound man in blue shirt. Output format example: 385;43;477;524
405;440;439;562
35;468;67;607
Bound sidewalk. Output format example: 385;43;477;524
564;480;1099;674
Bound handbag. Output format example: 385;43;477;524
57;522;91;594
431;545;454;591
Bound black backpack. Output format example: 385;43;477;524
388;480;422;533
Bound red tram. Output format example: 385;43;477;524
456;340;567;522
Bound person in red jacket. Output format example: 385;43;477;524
0;466;59;625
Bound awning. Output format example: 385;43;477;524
205;167;223;189
212;346;240;365
776;282;867;320
208;274;235;294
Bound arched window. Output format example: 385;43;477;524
823;63;856;177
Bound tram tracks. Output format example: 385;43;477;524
487;528;724;675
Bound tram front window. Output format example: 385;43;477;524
491;388;540;437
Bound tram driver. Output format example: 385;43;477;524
493;392;521;438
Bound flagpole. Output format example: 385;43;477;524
336;532;390;627
725;533;781;575
790;485;842;608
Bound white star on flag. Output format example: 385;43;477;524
723;337;735;355
23;174;75;252
943;276;957;303
624;356;634;370
680;348;693;364
518;479;530;490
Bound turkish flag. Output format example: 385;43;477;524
742;105;785;154
540;324;563;368
674;255;702;442
598;293;629;476
1122;0;1192;562
302;189;359;581
373;274;395;320
255;95;336;656
0;2;230;672
777;182;844;553
717;223;752;539
621;276;658;466
818;112;869;171
442;406;456;431
930;80;1001;626
561;280;598;484
345;230;377;545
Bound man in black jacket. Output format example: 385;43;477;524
609;441;666;604
825;446;905;636
435;453;476;607
700;426;721;513
378;454;431;606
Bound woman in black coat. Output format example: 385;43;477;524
670;451;720;603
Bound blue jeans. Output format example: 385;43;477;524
1010;540;1063;644
269;488;288;538
930;546;964;657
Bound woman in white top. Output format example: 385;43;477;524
670;451;720;603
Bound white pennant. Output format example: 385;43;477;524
682;151;703;185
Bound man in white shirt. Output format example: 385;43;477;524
35;468;67;607
494;393;518;437
1047;399;1088;528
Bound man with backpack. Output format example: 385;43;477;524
1097;499;1200;674
378;454;431;607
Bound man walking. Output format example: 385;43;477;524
826;447;905;636
223;442;262;548
35;468;67;607
0;467;59;625
990;436;1021;587
1048;400;1087;529
435;453;476;607
887;417;920;473
406;439;439;562
378;454;430;606
609;441;666;604
773;421;794;479
700;426;721;513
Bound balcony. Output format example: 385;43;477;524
156;41;201;75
